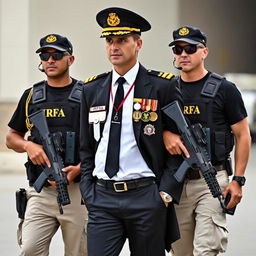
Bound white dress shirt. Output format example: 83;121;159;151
93;61;155;180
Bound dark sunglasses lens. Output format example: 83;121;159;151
39;52;64;61
52;52;64;60
39;53;50;61
172;45;198;55
184;45;197;54
172;46;183;55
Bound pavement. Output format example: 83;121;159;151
0;146;255;255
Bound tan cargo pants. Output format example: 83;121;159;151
171;170;229;256
18;182;88;256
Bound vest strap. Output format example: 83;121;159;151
32;81;46;104
201;72;224;98
68;80;83;103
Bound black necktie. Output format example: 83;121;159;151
105;77;126;178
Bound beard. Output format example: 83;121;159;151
45;65;69;79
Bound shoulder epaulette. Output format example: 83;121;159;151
84;71;110;84
147;70;174;80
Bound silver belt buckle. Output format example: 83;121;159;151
113;182;128;192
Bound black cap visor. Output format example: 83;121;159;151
169;38;202;47
36;45;68;53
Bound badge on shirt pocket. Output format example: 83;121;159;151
89;106;106;141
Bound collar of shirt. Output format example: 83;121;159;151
112;61;139;87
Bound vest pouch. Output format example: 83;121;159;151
214;131;226;161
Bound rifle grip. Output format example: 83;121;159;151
174;160;190;182
223;193;236;215
33;171;49;193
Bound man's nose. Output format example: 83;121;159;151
110;42;119;50
180;49;188;56
47;55;55;62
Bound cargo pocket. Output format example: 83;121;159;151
17;219;24;247
210;213;228;252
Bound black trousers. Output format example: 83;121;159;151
86;182;167;256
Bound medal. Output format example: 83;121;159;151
134;98;142;103
143;124;155;136
151;100;158;111
150;112;158;122
141;99;146;111
141;111;150;122
134;102;141;110
145;99;151;111
133;111;142;122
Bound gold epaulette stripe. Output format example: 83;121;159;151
166;73;174;79
84;76;97;83
161;72;169;78
84;72;110;84
89;76;97;81
148;70;174;80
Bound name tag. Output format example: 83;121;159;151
90;106;106;112
89;111;106;124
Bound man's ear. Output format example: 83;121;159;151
136;38;143;51
202;47;209;59
68;56;75;66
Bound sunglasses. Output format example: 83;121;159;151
172;44;205;55
39;51;69;61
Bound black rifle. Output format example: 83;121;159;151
162;101;236;215
29;110;70;214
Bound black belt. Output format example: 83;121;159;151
186;164;226;180
96;177;155;192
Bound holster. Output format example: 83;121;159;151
16;188;27;219
225;156;233;176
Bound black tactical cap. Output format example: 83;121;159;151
96;7;151;38
169;26;207;46
36;34;73;54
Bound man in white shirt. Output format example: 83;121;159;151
79;7;184;256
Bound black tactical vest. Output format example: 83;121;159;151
181;73;234;164
25;80;83;185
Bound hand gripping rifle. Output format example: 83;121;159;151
162;101;235;215
29;110;70;214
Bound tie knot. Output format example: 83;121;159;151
116;77;126;86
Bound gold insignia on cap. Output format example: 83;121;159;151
46;35;57;43
107;13;120;26
179;27;189;36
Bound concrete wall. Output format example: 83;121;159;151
0;0;30;100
